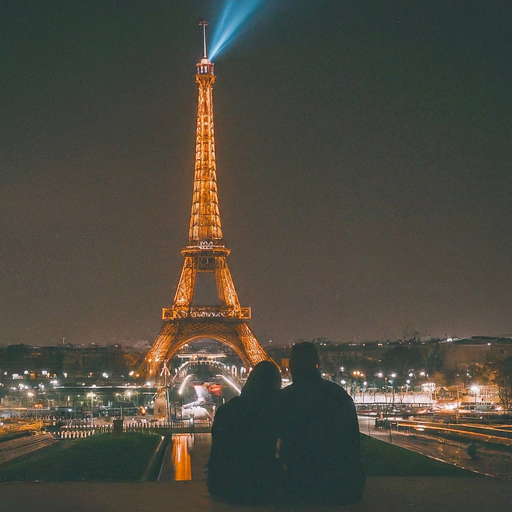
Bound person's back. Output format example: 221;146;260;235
207;360;281;504
274;343;365;506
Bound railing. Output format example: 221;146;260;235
162;306;251;320
52;419;213;439
374;418;512;446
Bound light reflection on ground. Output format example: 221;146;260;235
171;434;192;481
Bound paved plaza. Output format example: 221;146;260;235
2;477;512;512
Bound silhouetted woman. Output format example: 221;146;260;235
207;360;281;505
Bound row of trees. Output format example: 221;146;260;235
496;357;512;410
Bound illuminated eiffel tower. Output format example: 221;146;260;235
143;22;271;378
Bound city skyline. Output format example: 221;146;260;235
1;1;511;347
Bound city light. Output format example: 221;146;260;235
218;374;242;395
178;375;193;395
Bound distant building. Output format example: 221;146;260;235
438;337;512;372
0;343;130;385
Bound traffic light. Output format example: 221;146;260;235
139;406;146;416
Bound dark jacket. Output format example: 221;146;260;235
273;374;365;506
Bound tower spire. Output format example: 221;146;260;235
199;19;209;60
189;21;221;245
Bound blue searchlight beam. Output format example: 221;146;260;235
209;0;266;60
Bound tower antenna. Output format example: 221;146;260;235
199;19;209;59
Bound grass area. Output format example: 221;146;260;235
0;432;478;482
361;435;478;477
0;433;162;482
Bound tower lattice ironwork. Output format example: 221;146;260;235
143;24;271;378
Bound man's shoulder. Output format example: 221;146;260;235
320;379;354;400
322;378;348;392
280;379;353;399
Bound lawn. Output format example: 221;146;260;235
0;433;163;482
361;435;478;477
0;432;477;482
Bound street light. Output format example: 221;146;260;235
389;379;395;409
470;385;479;411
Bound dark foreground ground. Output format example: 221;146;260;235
1;477;512;512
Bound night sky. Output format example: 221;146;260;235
1;1;511;347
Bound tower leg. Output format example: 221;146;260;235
143;321;273;378
233;323;270;367
215;256;241;310
174;257;197;307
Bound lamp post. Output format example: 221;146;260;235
391;374;397;410
471;385;479;412
384;377;388;419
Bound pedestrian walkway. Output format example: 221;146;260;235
158;433;215;482
0;432;57;465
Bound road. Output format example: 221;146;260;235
359;415;512;479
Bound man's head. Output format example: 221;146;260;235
289;342;320;381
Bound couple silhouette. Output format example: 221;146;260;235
207;342;365;507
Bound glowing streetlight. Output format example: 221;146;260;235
470;385;479;411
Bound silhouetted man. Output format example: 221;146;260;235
272;342;365;506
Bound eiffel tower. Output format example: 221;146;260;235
143;22;271;378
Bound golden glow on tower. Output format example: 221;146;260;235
142;41;272;378
189;57;223;245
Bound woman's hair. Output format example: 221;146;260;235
240;360;281;402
